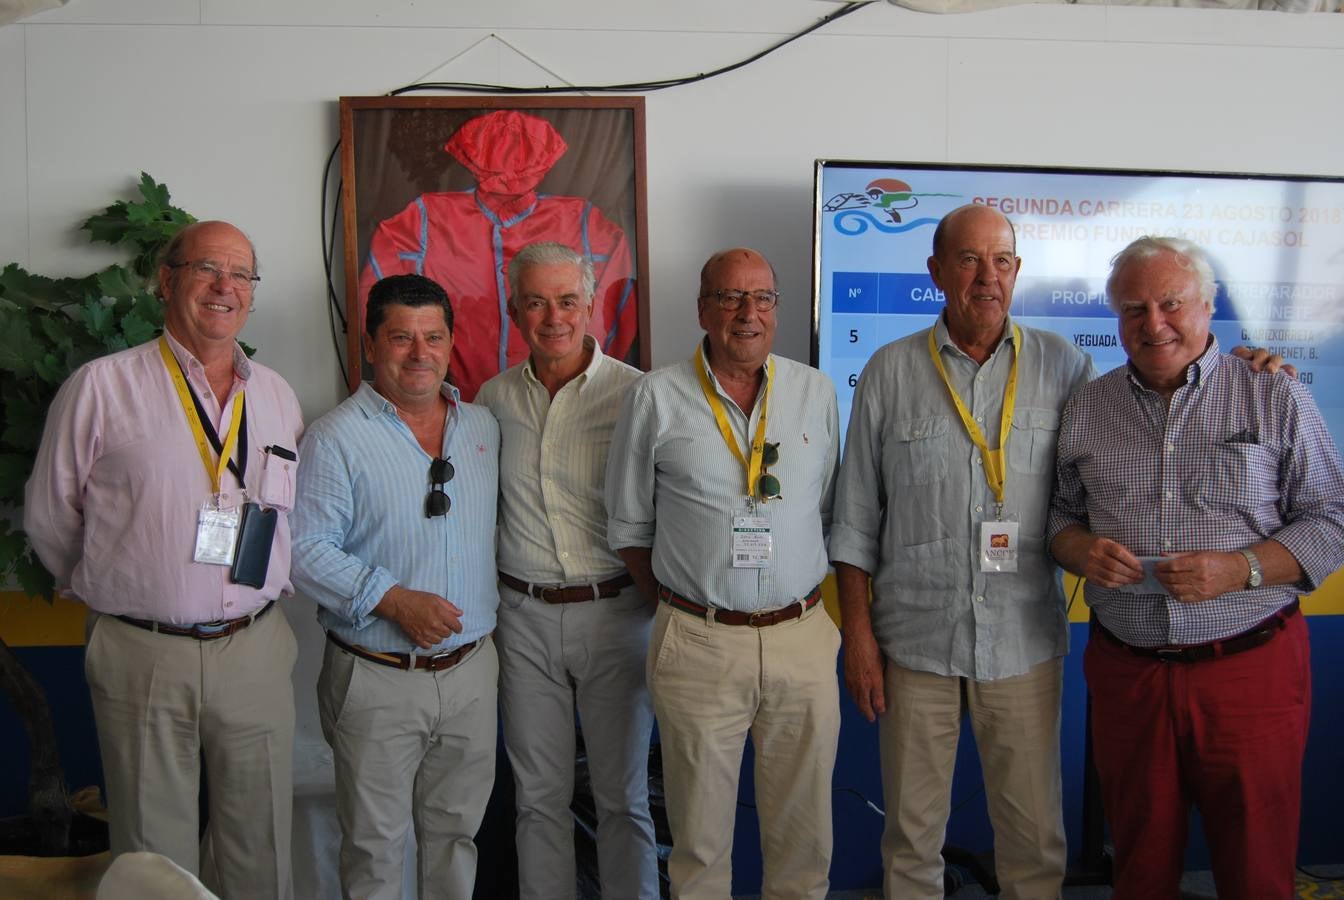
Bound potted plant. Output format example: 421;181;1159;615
0;174;194;861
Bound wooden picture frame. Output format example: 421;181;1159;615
339;95;650;399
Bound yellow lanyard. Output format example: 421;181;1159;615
158;335;245;496
694;350;774;500
927;324;1021;509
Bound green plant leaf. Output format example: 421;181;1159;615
78;297;115;339
13;549;56;602
120;310;158;347
0;452;30;502
96;266;138;300
138;171;171;210
1;391;43;452
34;352;69;385
0;265;88;311
0;317;40;377
36;314;76;352
0;523;25;575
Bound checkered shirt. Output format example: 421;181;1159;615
1048;337;1344;646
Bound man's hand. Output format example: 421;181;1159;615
834;561;886;722
1230;345;1298;379
617;547;659;614
842;628;887;723
1155;551;1248;603
374;585;463;648
1051;526;1143;588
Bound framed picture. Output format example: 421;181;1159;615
339;95;651;400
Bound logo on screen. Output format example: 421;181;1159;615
823;179;961;236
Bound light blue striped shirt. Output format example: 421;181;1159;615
291;382;500;653
606;343;840;612
829;316;1094;680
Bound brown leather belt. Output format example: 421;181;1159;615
498;571;634;604
116;600;274;641
327;631;480;672
657;583;822;627
1092;600;1299;663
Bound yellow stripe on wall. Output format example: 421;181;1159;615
817;567;1344;631
0;592;88;647
4;567;1341;647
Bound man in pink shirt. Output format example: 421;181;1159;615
25;220;305;900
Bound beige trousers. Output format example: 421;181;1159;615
318;636;498;900
878;657;1066;900
84;607;297;900
648;600;841;900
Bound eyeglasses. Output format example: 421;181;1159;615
425;456;455;518
701;289;780;312
756;442;782;501
170;260;261;291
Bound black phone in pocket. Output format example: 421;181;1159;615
231;502;277;588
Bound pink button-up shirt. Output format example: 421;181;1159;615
24;330;304;623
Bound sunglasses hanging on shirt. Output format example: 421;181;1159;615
425;456;455;518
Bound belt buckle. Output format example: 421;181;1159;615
1154;646;1185;663
190;620;229;639
536;585;562;603
747;610;771;627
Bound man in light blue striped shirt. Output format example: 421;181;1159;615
291;274;500;900
476;242;657;900
607;248;842;899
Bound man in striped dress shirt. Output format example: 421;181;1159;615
1049;236;1344;900
291;274;501;900
607;248;842;899
476;242;657;900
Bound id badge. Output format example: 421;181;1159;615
731;510;773;569
194;499;240;566
980;520;1019;573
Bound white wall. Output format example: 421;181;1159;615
3;0;1342;422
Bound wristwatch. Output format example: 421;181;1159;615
1239;549;1263;589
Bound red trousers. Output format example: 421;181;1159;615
1084;613;1310;900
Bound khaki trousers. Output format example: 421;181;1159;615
878;657;1066;900
318;636;498;900
648;600;841;900
84;607;297;900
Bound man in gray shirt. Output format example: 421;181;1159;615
831;204;1087;900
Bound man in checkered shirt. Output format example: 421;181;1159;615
1049;235;1344;900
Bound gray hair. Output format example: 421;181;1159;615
1107;236;1217;313
507;242;595;310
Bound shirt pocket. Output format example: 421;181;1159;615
883;416;950;485
1198;441;1280;514
1006;407;1061;476
259;447;299;511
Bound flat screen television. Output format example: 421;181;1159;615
811;161;1344;451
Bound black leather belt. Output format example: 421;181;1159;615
498;571;634;604
116;600;274;640
1092;600;1299;663
657;583;822;627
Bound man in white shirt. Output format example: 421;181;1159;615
476;242;658;900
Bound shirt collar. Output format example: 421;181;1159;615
522;334;602;391
162;327;253;382
933;312;1017;362
354;380;460;419
696;336;772;391
1125;334;1221;394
